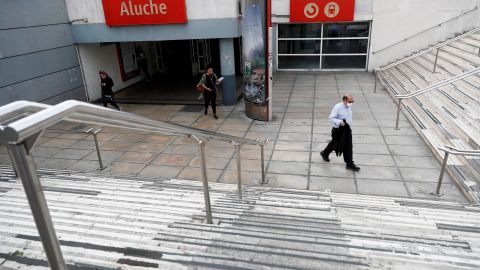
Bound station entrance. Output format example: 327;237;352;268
113;38;243;104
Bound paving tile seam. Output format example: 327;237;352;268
337;74;360;194
355;73;413;198
306;76;318;191
265;77;297;187
211;104;242;183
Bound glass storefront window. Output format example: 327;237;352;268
277;22;370;70
278;24;321;38
278;56;320;69
322;39;368;54
323;22;370;38
321;56;367;69
278;40;320;54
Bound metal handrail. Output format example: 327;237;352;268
392;67;480;129
0;100;265;146
0;100;269;270
372;7;479;56
433;145;480;199
374;27;480;72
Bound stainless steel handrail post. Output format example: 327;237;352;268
8;143;66;270
191;135;213;224
86;128;104;170
373;69;378;93
235;143;242;199
433;49;440;73
433;151;449;196
395;99;403;130
260;139;269;184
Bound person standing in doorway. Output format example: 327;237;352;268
99;71;120;110
136;46;152;81
198;65;221;119
320;93;360;171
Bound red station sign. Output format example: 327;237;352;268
290;0;355;22
102;0;187;26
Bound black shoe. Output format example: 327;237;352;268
205;110;207;115
346;164;360;171
320;151;330;162
213;114;218;119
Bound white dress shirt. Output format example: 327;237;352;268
329;102;352;128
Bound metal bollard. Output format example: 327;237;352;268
433;49;440;73
432;151;449;197
235;143;242;199
191;135;213;224
395;99;403;130
8;143;67;270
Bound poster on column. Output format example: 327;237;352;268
242;2;266;106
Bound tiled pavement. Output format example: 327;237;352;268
0;72;467;202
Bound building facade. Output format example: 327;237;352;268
1;0;479;106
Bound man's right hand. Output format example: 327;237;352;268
340;120;346;126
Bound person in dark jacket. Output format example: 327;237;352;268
320;94;360;171
99;71;120;110
197;65;221;119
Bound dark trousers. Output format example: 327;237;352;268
323;127;353;165
102;96;120;110
204;90;217;114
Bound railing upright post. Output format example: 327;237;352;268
8;143;66;270
395;99;403;130
374;70;378;93
433;151;450;196
195;138;213;224
260;144;267;184
235;143;242;199
91;129;104;170
433;49;440;73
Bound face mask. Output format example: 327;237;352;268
347;103;353;107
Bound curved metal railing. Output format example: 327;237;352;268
433;145;480;202
391;67;480;129
0;100;269;270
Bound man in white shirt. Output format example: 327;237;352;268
320;93;360;171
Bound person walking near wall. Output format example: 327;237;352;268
99;71;120;110
198;65;221;119
320;93;360;171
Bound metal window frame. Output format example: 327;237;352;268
275;21;372;71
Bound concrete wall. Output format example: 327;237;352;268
78;43;147;101
67;0;241;43
0;0;86;106
65;0;239;23
271;0;480;71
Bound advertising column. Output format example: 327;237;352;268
242;0;271;121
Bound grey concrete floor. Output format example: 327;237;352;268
0;72;467;202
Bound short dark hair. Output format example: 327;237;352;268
206;64;213;70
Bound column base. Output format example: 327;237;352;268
245;100;268;121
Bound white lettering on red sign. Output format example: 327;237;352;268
120;0;167;16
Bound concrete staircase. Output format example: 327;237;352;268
376;29;480;202
1;166;480;269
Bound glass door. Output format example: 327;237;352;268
190;39;212;76
277;22;370;70
155;42;166;74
